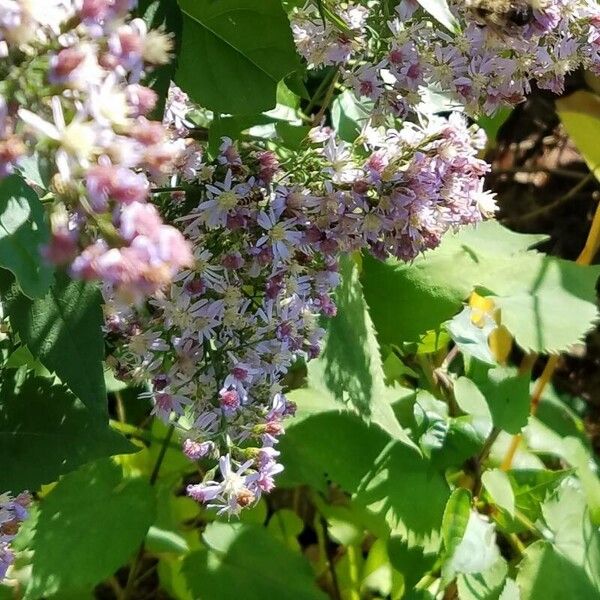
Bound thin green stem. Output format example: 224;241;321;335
312;69;340;126
305;67;339;117
123;424;176;600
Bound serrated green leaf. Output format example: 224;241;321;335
361;222;599;353
387;536;436;592
0;270;107;415
0;175;53;298
493;255;600;352
356;443;450;551
278;396;390;493
308;255;417;448
176;0;301;115
0;372;134;493
183;522;328;600
26;460;155;598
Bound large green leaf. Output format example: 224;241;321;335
278;386;392;493
361;222;599;353
517;485;600;598
469;364;531;435
0;175;53;298
176;0;301;115
0;270;107;414
387;537;436;592
0;372;134;492
541;485;600;588
355;443;450;551
26;460;155;598
182;522;328;600
307;255;417;447
517;541;599;599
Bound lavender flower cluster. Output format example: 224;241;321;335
0;492;30;579
292;0;600;116
104;87;494;515
0;0;192;301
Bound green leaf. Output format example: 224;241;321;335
560;437;600;524
16;151;53;190
146;526;189;555
308;255;417;447
457;558;510;600
471;365;531;435
509;469;570;525
356;443;450;551
442;488;472;556
26;460;155;598
361;222;599;353
387;536;436;592
493;254;600;352
477;108;512;142
556;91;600;180
267;509;304;551
446;307;496;365
331;90;373;142
278;391;390;493
0;175;53;298
516;540;600;599
416;0;460;32
361;251;459;345
482;469;515;518
0;270;107;414
516;485;600;598
182;522;328;600
446;511;500;577
176;0;301;115
541;485;600;589
454;376;493;439
0;372;134;492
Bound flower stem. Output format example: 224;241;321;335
123;424;176;599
